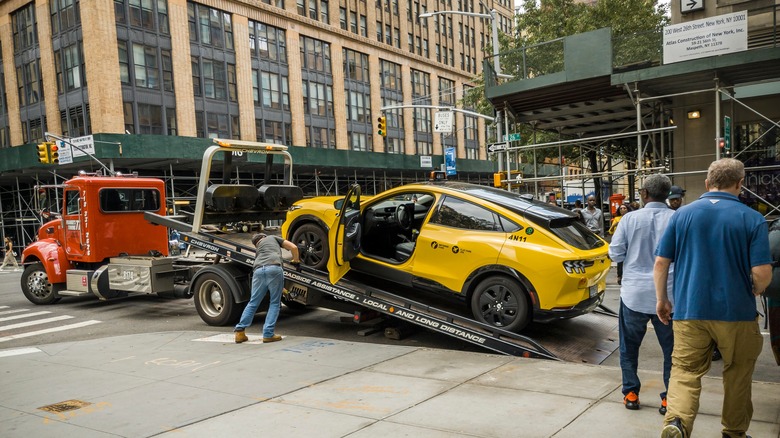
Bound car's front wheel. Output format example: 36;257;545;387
470;276;530;332
292;223;329;271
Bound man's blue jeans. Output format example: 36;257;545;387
235;265;284;338
619;300;674;400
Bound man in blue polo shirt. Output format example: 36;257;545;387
655;158;772;438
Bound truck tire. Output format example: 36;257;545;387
193;272;244;326
470;276;530;333
21;262;62;305
292;223;329;271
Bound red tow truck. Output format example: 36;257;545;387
20;139;303;324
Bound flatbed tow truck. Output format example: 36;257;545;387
22;139;616;362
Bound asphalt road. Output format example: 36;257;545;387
1;266;777;384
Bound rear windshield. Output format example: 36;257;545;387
99;188;161;213
526;215;605;250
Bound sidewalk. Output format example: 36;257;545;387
1;331;778;437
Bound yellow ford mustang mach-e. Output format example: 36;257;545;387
282;180;609;332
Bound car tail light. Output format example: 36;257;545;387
563;259;595;274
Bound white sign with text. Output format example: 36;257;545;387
69;135;96;157
663;11;747;64
420;155;433;168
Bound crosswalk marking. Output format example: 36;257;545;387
0;309;34;316
0;320;102;343
0;347;41;358
0;315;74;331
0;311;51;322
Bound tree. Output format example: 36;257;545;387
464;0;669;198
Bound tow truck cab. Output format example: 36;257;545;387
22;175;168;290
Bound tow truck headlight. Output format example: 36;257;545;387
563;259;595;274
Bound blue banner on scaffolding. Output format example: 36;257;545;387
445;147;456;176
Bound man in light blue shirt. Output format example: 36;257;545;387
609;174;675;415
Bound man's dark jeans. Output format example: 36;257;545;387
619;300;674;400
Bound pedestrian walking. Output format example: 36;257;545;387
1;237;19;271
234;233;300;344
608;174;675;415
581;195;604;236
655;158;773;438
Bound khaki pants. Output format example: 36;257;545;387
664;319;763;437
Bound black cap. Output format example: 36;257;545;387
668;186;686;200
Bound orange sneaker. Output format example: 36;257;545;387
623;391;640;410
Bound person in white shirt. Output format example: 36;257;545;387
581;195;604;236
609;174;675;415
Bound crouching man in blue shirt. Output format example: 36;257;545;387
655;158;773;438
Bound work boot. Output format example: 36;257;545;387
235;330;248;344
263;334;282;343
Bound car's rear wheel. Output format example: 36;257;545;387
470;276;530;332
292;223;329;271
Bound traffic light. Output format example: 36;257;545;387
717;137;725;152
49;143;60;164
37;142;50;164
377;115;387;138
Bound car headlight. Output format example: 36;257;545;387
563;259;595;274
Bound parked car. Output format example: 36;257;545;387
282;179;610;332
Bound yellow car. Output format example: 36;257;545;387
281;180;610;332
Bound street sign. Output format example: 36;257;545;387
445;147;456;176
434;111;453;133
57;140;73;165
680;0;704;14
504;133;521;142
420;155;433;168
70;135;95;157
723;115;731;153
487;142;508;153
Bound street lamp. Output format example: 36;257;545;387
419;9;507;172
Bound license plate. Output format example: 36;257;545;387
589;285;599;298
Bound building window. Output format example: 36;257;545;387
50;0;81;34
439;77;455;106
300;36;331;73
55;42;85;94
21;117;47;144
138;103;163;134
343;49;369;82
187;2;233;50
16;60;43;106
256;119;291;145
302;81;333;116
415;139;432;155
12;4;37;52
350;132;371;151
339;7;347;30
60;105;90;137
249;21;286;63
254;71;290;110
360;15;367;37
345;90;370;123
261;0;283;7
192;58;235;101
114;0;169;33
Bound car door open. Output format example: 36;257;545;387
327;184;362;284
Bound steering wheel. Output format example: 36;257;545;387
395;203;413;232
